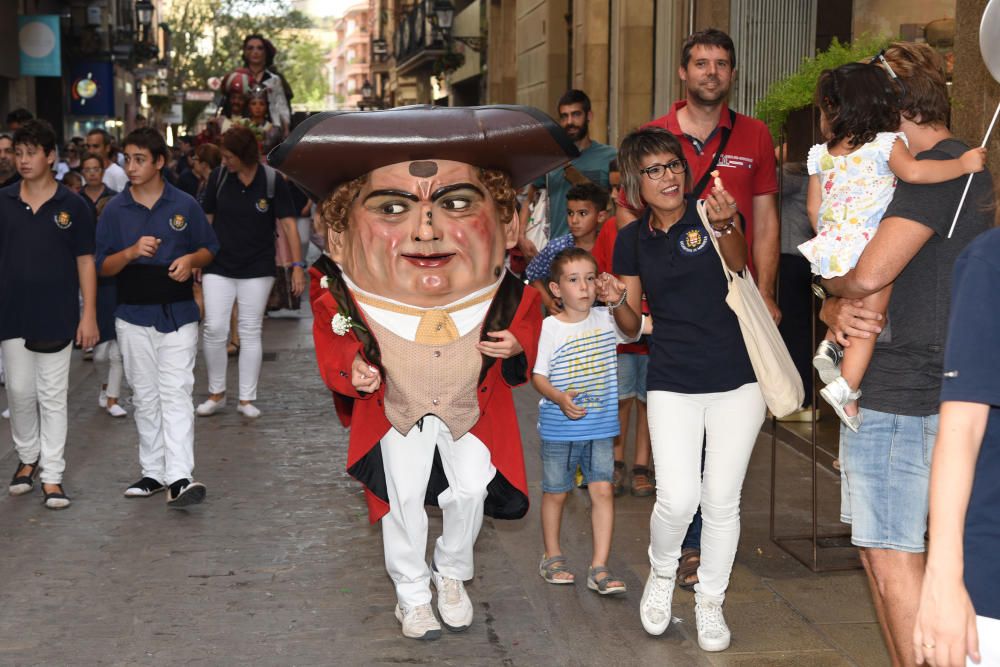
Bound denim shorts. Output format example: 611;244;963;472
617;352;648;402
840;408;938;553
540;438;614;493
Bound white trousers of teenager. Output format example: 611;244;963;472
381;417;496;608
201;274;274;401
94;340;124;398
116;321;198;485
971;615;1000;666
0;339;71;484
646;382;766;602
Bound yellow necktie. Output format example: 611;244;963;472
414;310;460;344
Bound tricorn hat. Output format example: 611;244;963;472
267;105;579;202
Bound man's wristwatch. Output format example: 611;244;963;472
811;275;828;300
291;261;306;269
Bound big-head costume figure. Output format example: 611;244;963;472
269;106;576;640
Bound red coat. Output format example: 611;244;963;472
308;256;542;524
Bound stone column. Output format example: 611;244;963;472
953;0;1000;187
576;0;611;143
611;0;655;144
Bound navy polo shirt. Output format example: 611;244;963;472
202;165;296;279
95;181;219;333
613;198;755;394
939;227;1000;621
0;183;95;342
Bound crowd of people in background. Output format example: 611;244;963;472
1;23;998;665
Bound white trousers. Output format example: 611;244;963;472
116;320;198;485
94;340;124;398
647;382;766;602
971;615;1000;667
0;339;72;484
202;274;274;401
381;417;496;608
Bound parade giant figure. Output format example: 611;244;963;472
268;106;576;640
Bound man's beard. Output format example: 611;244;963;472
688;78;729;106
564;119;590;141
0;161;13;180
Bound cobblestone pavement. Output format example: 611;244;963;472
0;315;890;666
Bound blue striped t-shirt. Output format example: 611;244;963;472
533;308;632;441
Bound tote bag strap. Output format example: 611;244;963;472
694;199;738;283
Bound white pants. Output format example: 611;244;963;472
0;339;72;484
94;340;124;398
381;417;496;608
116;320;198;485
971;615;1000;666
202;274;274;401
647;382;766;602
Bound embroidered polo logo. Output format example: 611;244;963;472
170;214;187;231
679;228;708;254
54;211;72;229
255;198;269;213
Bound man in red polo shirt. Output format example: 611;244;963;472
617;28;779;323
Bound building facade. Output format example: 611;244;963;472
330;2;372;110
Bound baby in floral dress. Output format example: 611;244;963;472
800;62;985;431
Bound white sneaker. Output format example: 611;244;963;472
432;566;473;631
819;377;863;433
237;403;261;419
98;387;108;409
196;397;226;416
106;403;127;418
394;603;441;640
695;593;731;652
640;570;675;635
1;408;9;420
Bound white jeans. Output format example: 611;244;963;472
94;340;124;398
381;417;496;608
201;274;274;401
647;382;766;602
971;615;1000;666
0;339;72;484
116;321;199;485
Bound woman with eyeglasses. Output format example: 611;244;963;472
596;127;764;652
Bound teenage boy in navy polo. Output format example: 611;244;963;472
0;119;99;510
96;128;219;508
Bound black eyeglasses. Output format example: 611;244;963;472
870;49;907;99
639;159;688;180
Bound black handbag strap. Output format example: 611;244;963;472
690;109;737;199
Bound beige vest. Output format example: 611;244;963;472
367;318;482;439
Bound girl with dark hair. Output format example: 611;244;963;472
801;62;986;431
196;126;305;419
241;34;292;136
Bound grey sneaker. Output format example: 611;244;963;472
394;603;442;640
640;570;675;635
813;340;844;385
695;593;731;652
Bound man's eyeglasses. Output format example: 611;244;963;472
869;49;907;99
639;159;688;180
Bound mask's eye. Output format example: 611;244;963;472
380;202;408;215
441;196;471;211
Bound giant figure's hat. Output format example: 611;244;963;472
267;105;579;201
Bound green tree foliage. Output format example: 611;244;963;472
754;35;891;140
166;0;328;122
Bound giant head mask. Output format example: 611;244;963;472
268;106;577;306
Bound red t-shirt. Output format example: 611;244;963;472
617;100;778;273
592;217;648;355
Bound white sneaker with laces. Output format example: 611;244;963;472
431;566;473;631
819;376;863;432
695;593;731;652
640;570;675;635
98;387;108;409
394;603;442;640
237;403;261;419
106;403;127;418
196;397;226;416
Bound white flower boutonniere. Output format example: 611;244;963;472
331;313;354;336
320;275;329;289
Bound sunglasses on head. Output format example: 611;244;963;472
869;49;907;99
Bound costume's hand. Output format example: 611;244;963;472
131;236;160;260
351;354;380;393
477;330;524;359
168;254;193;282
819;297;883;347
290;266;306;296
595;272;625;304
762;292;782;325
518;237;539;261
76;315;99;349
913;570;979;666
558;389;587;420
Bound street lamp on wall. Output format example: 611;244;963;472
429;0;484;53
135;0;154;32
361;80;373;99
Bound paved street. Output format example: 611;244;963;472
0;313;891;666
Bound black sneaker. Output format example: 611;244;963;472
166;479;206;508
124;477;165;498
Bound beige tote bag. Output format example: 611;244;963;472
696;200;804;417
